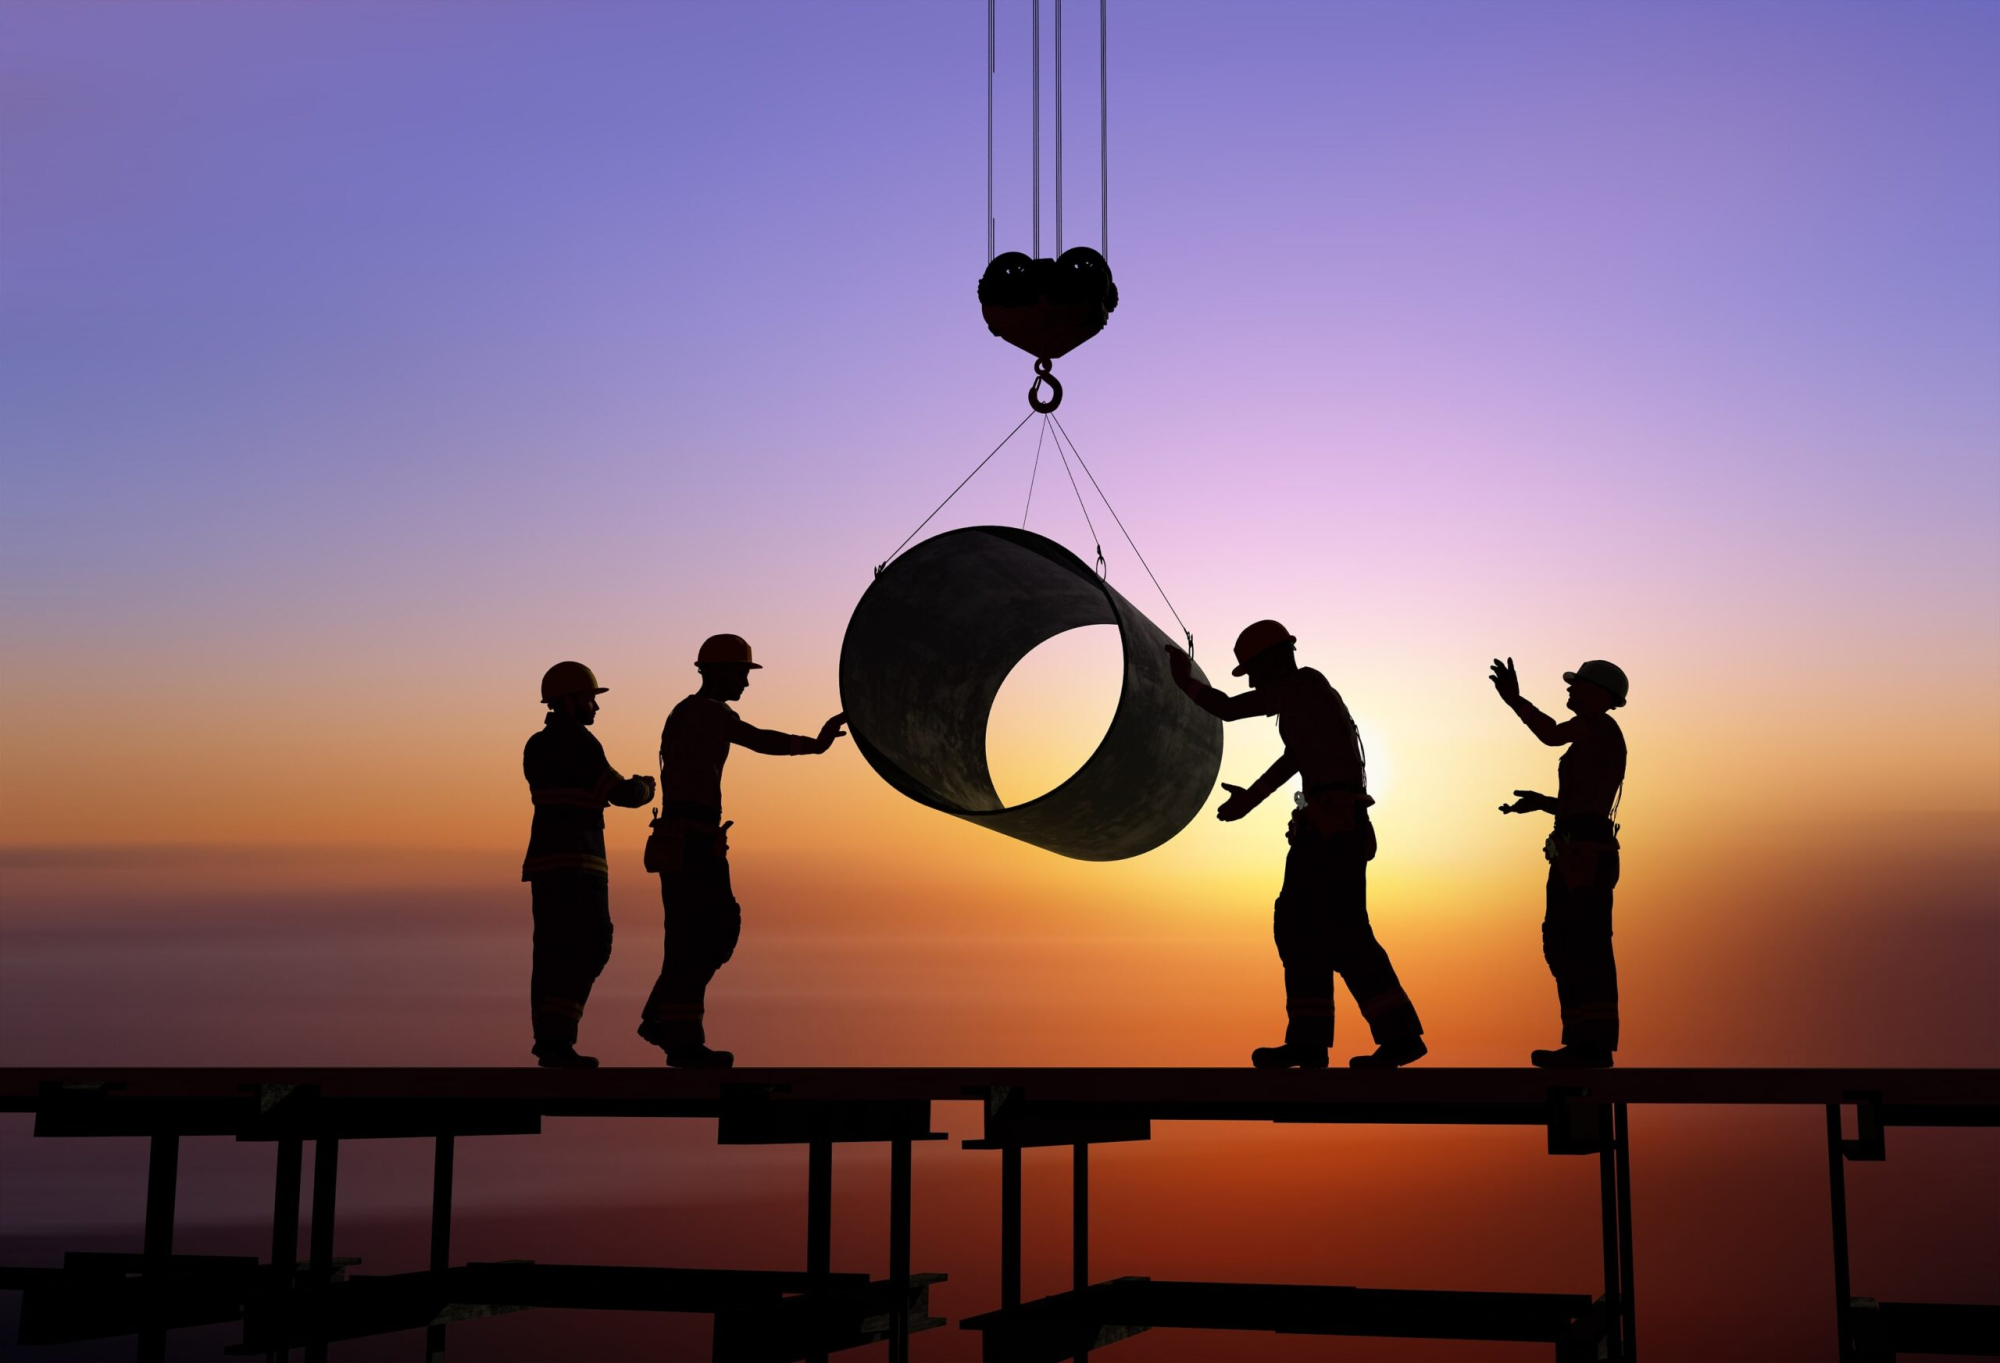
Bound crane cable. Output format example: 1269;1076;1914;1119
987;0;995;261
1051;414;1191;652
995;0;1108;264
1031;0;1040;258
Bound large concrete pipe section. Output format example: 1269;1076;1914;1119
839;526;1223;860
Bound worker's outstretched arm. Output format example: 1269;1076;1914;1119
1489;657;1579;746
1167;645;1277;721
1217;752;1299;821
731;711;849;756
603;770;655;808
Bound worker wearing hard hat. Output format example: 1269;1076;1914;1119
1489;657;1630;1069
521;662;657;1068
638;634;847;1068
1167;622;1427;1070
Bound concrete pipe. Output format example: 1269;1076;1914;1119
839;526;1224;860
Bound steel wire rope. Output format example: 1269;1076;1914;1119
1100;0;1108;257
1050;413;1193;651
987;0;996;261
1055;0;1063;255
1052;424;1106;578
876;410;1039;575
1022;415;1049;528
1031;0;1041;258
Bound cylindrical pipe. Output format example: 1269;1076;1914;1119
842;527;1222;861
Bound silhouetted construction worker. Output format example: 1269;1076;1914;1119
638;634;846;1068
1168;622;1426;1069
521;662;655;1068
1490;657;1629;1069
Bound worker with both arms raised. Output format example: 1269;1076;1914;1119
638;633;847;1069
1490;656;1630;1069
1168;621;1427;1070
520;662;656;1069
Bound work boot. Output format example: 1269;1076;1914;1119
533;1047;599;1069
665;1045;735;1069
1251;1044;1329;1070
1349;1038;1428;1069
1530;1045;1613;1069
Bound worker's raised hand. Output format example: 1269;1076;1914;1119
816;713;848;752
1216;782;1255;822
1499;789;1551;814
1489;657;1521;703
636;775;657;801
1164;643;1193;686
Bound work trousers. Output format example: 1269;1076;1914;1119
641;831;741;1050
528;871;614;1053
1543;838;1621;1050
1274;810;1423;1051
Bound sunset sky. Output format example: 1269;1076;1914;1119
2;1;1995;1357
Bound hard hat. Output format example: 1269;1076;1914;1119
1231;620;1297;676
1564;660;1629;707
696;634;762;670
540;661;608;703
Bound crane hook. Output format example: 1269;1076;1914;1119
1028;357;1063;413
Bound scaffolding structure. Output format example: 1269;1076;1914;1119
1;1066;1994;1362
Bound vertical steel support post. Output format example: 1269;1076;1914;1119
805;1138;834;1363
308;1138;339;1277
271;1137;303;1276
429;1134;455;1271
1826;1104;1854;1363
806;1137;833;1282
267;1136;304;1363
143;1133;179;1262
304;1137;340;1363
1001;1144;1023;1310
1615;1103;1636;1361
889;1137;913;1363
138;1134;179;1363
425;1134;455;1363
1072;1142;1089;1296
1597;1108;1623;1362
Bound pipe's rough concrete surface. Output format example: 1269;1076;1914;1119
840;526;1224;860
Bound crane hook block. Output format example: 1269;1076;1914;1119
839;526;1222;861
979;247;1118;363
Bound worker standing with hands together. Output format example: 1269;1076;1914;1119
521;662;656;1069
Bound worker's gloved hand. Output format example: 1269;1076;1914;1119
636;775;657;800
1164;643;1193;686
1499;789;1552;814
1489;657;1521;703
1216;782;1255;822
816;713;848;753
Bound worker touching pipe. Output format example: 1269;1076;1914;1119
637;634;846;1069
1168;625;1427;1070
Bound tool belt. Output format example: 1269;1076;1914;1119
645;802;730;874
1288;783;1371;843
1544;831;1617;891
